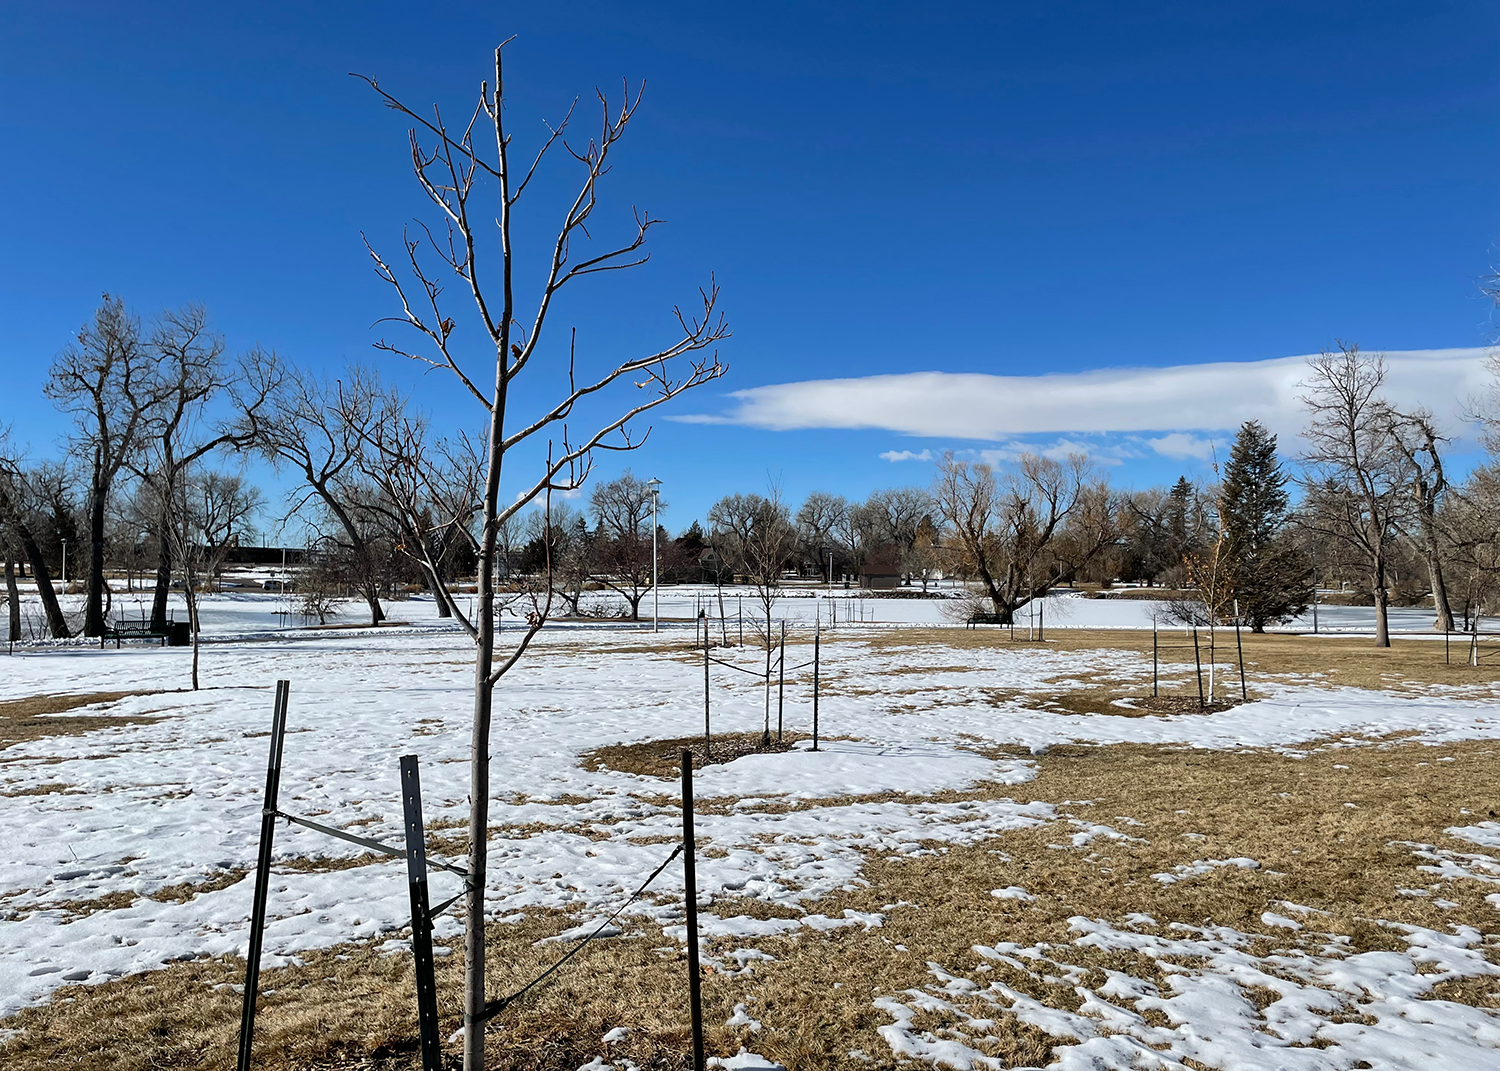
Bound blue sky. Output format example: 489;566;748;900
2;2;1497;534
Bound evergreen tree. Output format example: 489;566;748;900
1220;420;1312;630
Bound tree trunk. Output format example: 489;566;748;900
83;467;108;638
1372;568;1390;648
186;572;200;691
362;586;385;626
465;545;496;1071
5;557;19;642
150;531;173;632
1425;542;1454;633
2;508;69;638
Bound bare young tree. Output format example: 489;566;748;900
355;47;727;1065
707;486;796;742
46;295;170;636
1299;344;1404;646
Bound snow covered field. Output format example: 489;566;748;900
3;591;1500;1069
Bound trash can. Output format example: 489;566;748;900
167;622;192;647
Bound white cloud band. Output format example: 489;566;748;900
678;348;1493;443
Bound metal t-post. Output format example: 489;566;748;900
1234;598;1247;701
777;621;785;743
400;756;442;1071
238;679;290;1071
1192;626;1205;709
680;751;706;1071
812;621;820;751
703;641;711;759
651;480;660;633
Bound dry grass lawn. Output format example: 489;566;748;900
5;730;1497;1070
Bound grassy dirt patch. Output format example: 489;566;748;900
581;733;809;779
0;691;164;749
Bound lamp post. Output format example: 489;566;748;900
60;539;67;588
647;478;663;633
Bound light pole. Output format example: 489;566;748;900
647;477;663;633
60;539;67;588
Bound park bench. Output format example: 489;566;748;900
966;610;1006;628
101;612;176;649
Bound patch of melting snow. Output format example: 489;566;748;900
1151;857;1261;884
875;915;1500;1070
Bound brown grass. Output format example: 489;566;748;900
6;735;1498;1070
581;733;809;780
0;692;163;749
864;627;1500;694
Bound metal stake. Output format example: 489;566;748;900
703;639;711;759
777;621;785;743
680;751;706;1071
1192;625;1205;709
812;621;821;752
1234;598;1247;701
237;680;290;1071
400;756;442;1071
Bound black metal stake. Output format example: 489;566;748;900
237;679;290;1071
1234;602;1247;702
1039;600;1044;642
680;750;706;1071
776;621;785;743
1192;626;1205;709
812;621;821;752
400;756;443;1071
1152;622;1159;698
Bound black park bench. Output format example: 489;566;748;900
101;612;176;649
966;610;1006;628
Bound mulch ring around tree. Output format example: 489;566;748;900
580;732;810;779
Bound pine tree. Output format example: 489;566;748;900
1220;420;1312;630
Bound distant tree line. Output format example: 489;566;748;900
8;300;1500;652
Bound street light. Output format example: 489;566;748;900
60;539;67;588
647;477;663;633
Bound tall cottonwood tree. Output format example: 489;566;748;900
0;436;70;637
356;47;727;1068
46;296;169;636
1299;344;1404;646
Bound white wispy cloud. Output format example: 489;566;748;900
676;348;1492;443
879;449;934;462
1147;432;1216;460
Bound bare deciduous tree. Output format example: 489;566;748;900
0;434;70;638
1382;407;1453;631
933;451;1110;622
1299;344;1404;646
589;471;657;620
256;364;393;626
46;295;170;636
355;46;727;1066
